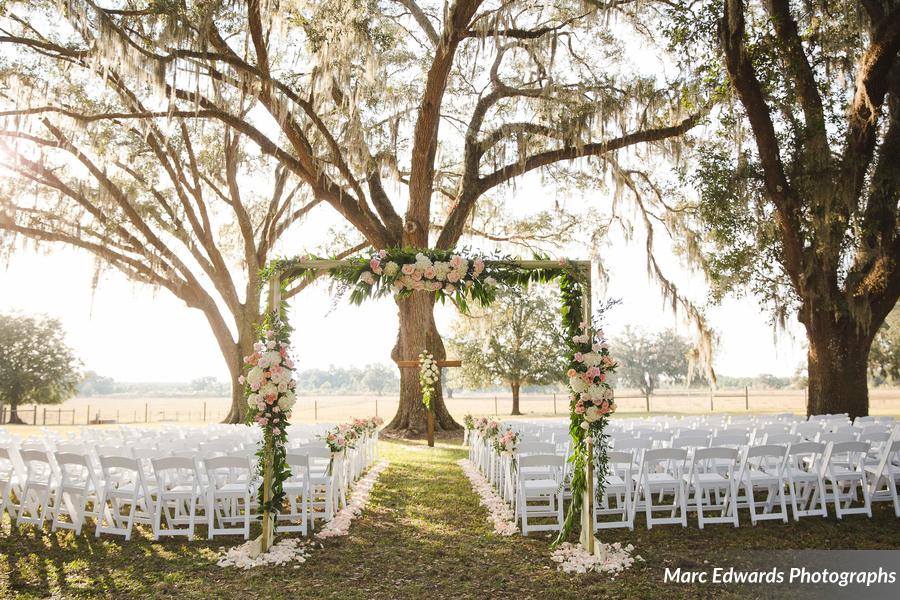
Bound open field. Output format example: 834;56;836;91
4;388;900;428
1;439;898;599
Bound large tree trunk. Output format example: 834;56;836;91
804;309;874;419
222;323;258;424
7;397;25;425
386;292;461;437
510;382;522;415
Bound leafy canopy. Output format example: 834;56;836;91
0;314;82;406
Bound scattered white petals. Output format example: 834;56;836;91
216;538;310;569
218;461;388;568
550;542;641;575
457;458;518;536
316;461;389;539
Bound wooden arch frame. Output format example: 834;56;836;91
254;257;602;558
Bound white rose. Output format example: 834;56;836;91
278;391;296;411
569;376;588;393
247;367;265;388
584;405;602;422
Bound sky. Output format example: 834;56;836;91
0;215;808;383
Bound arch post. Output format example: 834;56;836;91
578;266;602;556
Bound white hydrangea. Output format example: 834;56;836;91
569;376;588;393
259;350;283;369
383;261;399;277
259;383;277;399
246;393;260;407
582;352;603;367
271;368;293;386
414;253;433;270
246;366;265;388
278;391;296;411
587;384;605;400
584;405;602;422
433;261;450;281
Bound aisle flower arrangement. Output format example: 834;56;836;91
418;350;440;410
493;428;520;455
241;319;297;521
458;459;518;536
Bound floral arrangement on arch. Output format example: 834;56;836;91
316;248;502;308
241;320;297;520
568;326;617;431
418;351;440;410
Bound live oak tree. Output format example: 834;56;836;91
611;327;694;396
653;0;900;417
449;287;568;415
0;1;398;422
0;314;81;424
870;304;900;385
0;0;702;435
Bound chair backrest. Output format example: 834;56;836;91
764;432;801;445
20;449;54;483
55;452;98;489
642;447;688;464
818;431;856;444
672;435;709;450
822;441;870;474
96;445;132;458
516;442;556;456
151;456;199;491
517;454;565;480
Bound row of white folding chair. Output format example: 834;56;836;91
594;440;894;531
5;448;256;540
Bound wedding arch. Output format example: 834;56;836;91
246;248;617;559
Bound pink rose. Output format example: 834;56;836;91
412;269;423;281
378;249;387;258
265;393;276;404
574;352;583;362
238;375;245;384
444;284;456;295
273;428;281;435
250;382;260;391
424;266;436;279
450;255;462;268
566;368;577;378
401;264;415;275
575;404;586;415
370;258;382;274
447;271;460;283
253;342;264;352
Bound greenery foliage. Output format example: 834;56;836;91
870;305;900;385
449;287;568;410
0;314;81;423
612;327;693;395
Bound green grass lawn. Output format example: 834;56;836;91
1;439;898;599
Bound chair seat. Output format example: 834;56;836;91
685;473;729;485
522;478;558;492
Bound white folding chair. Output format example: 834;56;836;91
280;453;311;535
821;441;872;519
16;449;58;529
0;446;24;520
633;448;688;528
594;450;634;530
96;456;151;540
151;456;201;540
52;452;100;535
865;439;900;517
784;442;828;520
205;455;252;539
736;445;789;524
683;447;740;528
516;454;565;535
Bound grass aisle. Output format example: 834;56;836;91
2;439;900;599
